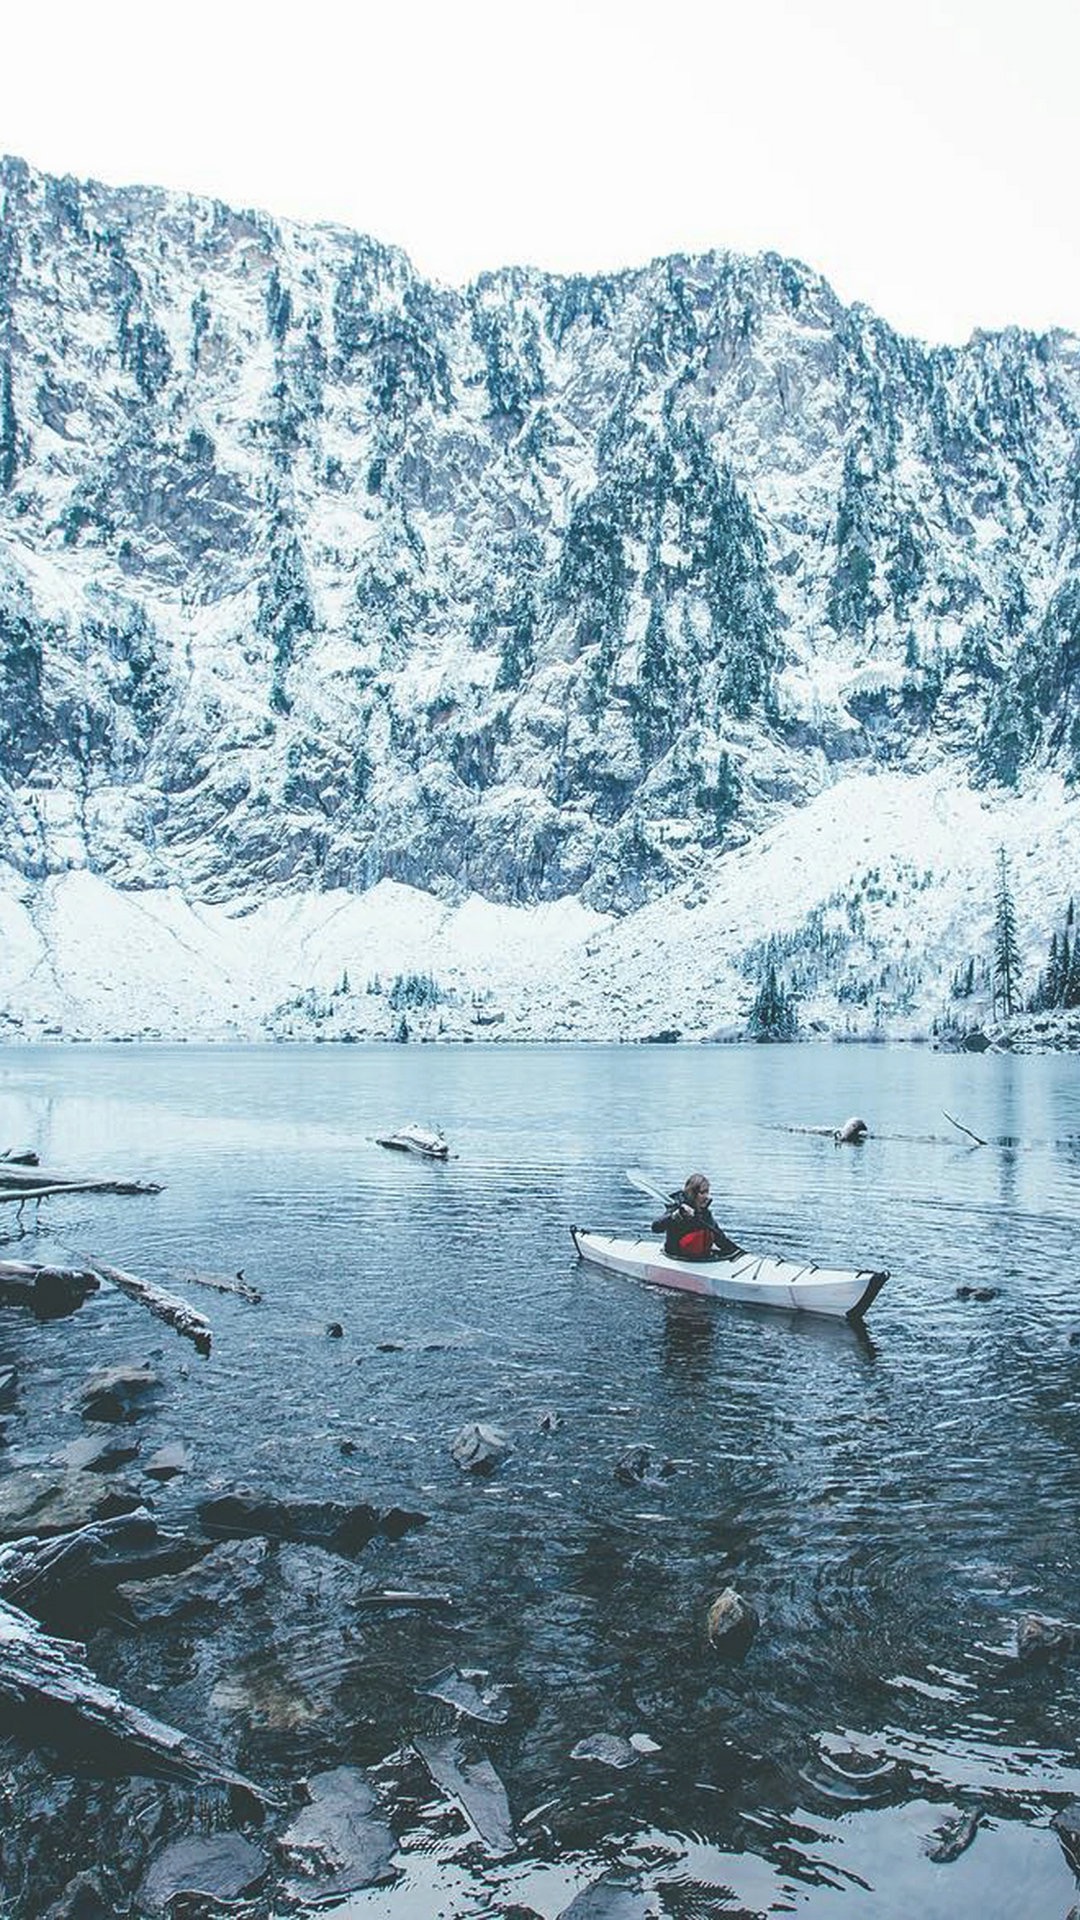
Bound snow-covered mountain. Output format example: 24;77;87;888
1;154;1078;1042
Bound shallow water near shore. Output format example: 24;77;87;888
2;1041;1080;1918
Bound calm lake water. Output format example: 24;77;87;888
2;1042;1080;1918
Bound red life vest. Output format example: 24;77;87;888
676;1227;713;1260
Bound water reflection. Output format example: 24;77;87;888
658;1293;716;1385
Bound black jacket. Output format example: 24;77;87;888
651;1192;740;1261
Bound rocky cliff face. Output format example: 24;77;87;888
1;154;1078;941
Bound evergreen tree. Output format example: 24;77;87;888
747;959;798;1041
992;848;1021;1020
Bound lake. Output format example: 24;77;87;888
1;1041;1079;1918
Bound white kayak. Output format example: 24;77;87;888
375;1125;450;1161
570;1228;887;1322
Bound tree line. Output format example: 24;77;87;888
746;846;1076;1039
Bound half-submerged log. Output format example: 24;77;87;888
0;1164;162;1195
0;1594;265;1796
78;1256;212;1355
174;1267;262;1305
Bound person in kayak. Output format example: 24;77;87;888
652;1173;741;1261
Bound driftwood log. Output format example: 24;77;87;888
0;1595;265;1796
174;1268;262;1305
0;1164;162;1196
0;1512;202;1621
76;1256;212;1356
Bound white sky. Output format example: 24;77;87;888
5;0;1078;346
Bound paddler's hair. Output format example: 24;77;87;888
684;1172;710;1202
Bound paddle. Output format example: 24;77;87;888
624;1167;669;1208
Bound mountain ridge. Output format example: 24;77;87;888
0;155;1077;1039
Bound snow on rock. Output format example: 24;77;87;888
1;158;1078;1043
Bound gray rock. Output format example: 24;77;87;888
413;1735;514;1855
570;1733;637;1769
54;1432;141;1473
118;1537;269;1623
450;1422;512;1474
143;1441;193;1480
76;1363;162;1423
0;1468;142;1541
705;1585;759;1658
419;1666;511;1724
198;1489;426;1553
1053;1801;1080;1873
925;1806;983;1863
558;1874;658;1918
279;1764;396;1896
138;1833;269;1913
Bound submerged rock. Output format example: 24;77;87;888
419;1665;511;1724
614;1445;675;1488
138;1833;269;1914
570;1733;637;1769
1016;1613;1080;1663
197;1489;426;1554
278;1764;397;1898
42;1868;122;1920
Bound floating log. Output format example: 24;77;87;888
76;1256;212;1356
0;1184;163;1212
0;1593;265;1797
0;1164;162;1194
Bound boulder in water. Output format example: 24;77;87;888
450;1423;512;1474
705;1585;758;1658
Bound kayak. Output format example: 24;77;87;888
570;1228;887;1322
376;1125;450;1161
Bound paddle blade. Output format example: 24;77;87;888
624;1167;667;1206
